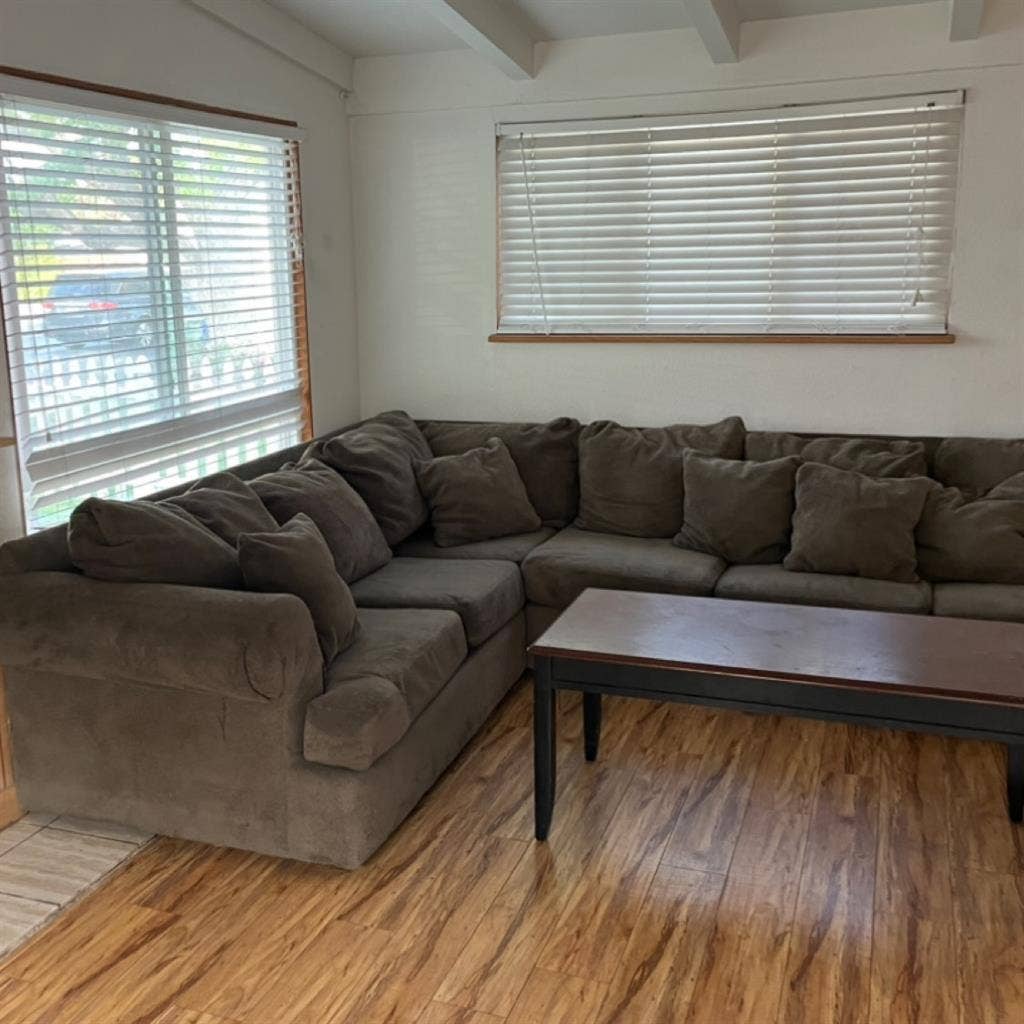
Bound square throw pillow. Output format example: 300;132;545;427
916;472;1024;583
576;416;746;538
238;514;360;663
674;452;800;564
745;432;927;478
414;438;542;547
784;462;935;583
251;459;392;582
68;497;241;587
933;437;1024;497
421;418;581;527
306;411;432;547
162;472;277;545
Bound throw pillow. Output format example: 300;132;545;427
414;438;542;547
68;497;240;587
306;411;432;547
916;472;1024;583
745;432;927;478
421;417;581;527
162;472;277;545
674;452;800;564
933;437;1024;497
251;459;392;582
576;416;745;538
784;462;935;583
238;514;360;662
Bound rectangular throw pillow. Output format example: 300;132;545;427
784;462;935;583
162;472;277;545
415;438;542;547
576;416;745;538
674;452;800;564
251;459;392;582
916;473;1024;583
68;497;241;587
238;513;360;663
421;417;581;527
305;410;432;547
745;432;927;478
933;437;1024;497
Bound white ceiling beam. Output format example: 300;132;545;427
188;0;353;91
683;0;741;63
419;0;535;80
948;0;985;40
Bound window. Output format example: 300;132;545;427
495;93;963;339
0;88;308;530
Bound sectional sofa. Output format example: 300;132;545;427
1;412;1022;868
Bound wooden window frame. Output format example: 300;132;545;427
489;333;956;345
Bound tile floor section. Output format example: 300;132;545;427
0;812;150;955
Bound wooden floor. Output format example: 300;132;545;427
0;678;1022;1024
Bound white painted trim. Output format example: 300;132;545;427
684;0;741;63
187;0;353;91
419;0;534;80
949;0;985;40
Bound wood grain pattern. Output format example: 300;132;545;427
531;589;1024;704
489;333;956;346
0;677;1020;1023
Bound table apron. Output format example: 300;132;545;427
547;658;1024;745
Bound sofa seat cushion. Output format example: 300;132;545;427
304;607;466;771
932;583;1024;624
715;564;932;614
394;527;556;563
522;527;726;609
349;557;524;648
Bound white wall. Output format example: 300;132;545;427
349;0;1024;436
0;0;360;435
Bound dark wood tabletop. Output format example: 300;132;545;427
529;589;1024;706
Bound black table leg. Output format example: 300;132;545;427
583;692;602;762
1009;744;1023;823
534;656;557;841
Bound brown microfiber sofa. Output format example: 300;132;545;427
1;413;1021;869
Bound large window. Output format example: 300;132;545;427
496;93;963;339
0;88;308;530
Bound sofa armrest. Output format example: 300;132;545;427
0;572;323;703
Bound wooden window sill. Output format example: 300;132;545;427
489;333;955;345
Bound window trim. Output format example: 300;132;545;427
488;333;955;345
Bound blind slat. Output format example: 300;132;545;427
0;91;305;530
497;95;962;337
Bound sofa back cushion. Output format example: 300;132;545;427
68;497;241;587
576;416;745;538
162;472;277;545
784;463;934;583
746;432;927;478
306;410;431;546
238;513;360;662
420;418;580;527
674;452;800;564
251;459;392;582
917;473;1024;583
933;437;1024;497
414;439;542;547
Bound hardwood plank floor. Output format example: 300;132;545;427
0;677;1021;1024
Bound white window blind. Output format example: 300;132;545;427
0;90;307;531
497;93;963;337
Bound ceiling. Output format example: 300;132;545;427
267;0;938;58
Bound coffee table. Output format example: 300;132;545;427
528;589;1024;841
